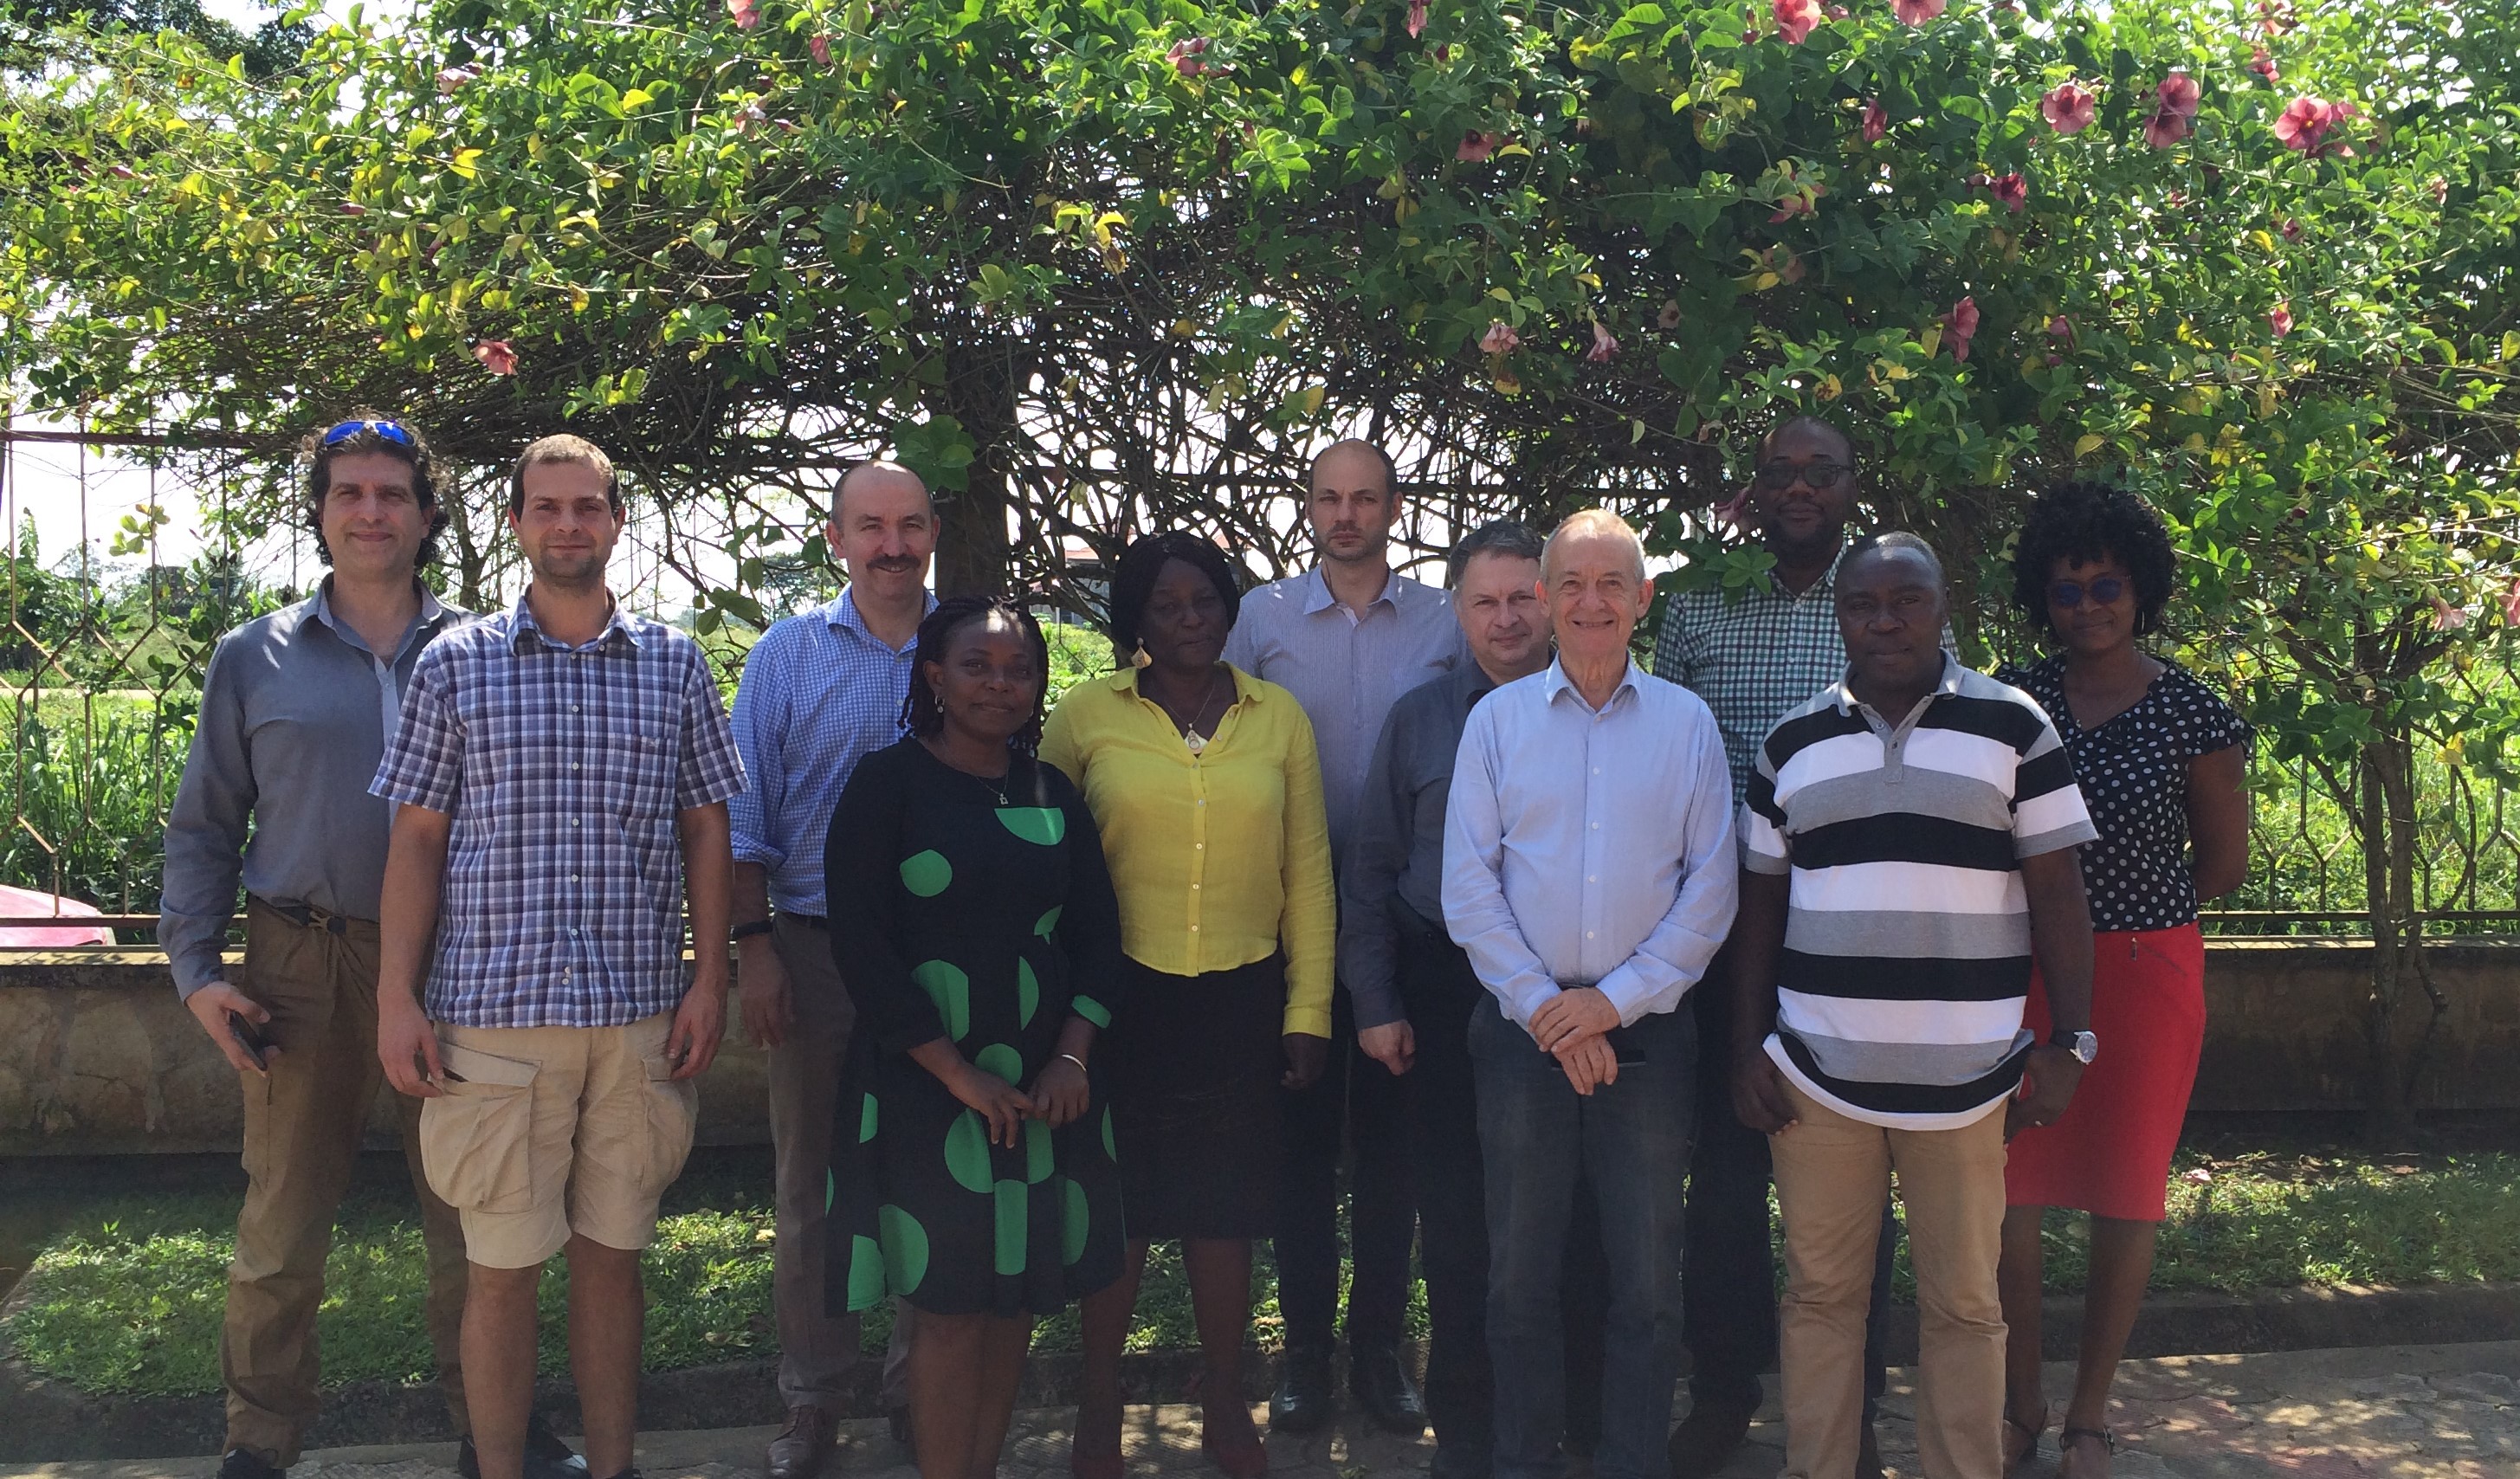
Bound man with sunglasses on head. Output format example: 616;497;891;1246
163;416;583;1479
1650;415;1919;1479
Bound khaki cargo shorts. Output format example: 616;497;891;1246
419;1011;699;1269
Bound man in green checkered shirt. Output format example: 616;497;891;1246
1651;415;1902;1479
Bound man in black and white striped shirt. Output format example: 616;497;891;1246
1731;533;2098;1479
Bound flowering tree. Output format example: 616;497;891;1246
4;0;2517;1123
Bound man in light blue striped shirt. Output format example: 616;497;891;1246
727;461;934;1476
1442;510;1739;1479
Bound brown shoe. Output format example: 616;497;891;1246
765;1405;836;1479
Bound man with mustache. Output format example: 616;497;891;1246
1223;438;1464;1435
727;460;936;1476
373;434;745;1479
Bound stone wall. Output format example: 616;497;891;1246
1;940;2512;1153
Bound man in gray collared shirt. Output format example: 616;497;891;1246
160;416;578;1479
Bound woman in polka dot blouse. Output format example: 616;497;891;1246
1993;482;2253;1477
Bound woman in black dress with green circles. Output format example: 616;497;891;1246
823;597;1126;1479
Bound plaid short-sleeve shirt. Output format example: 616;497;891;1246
372;595;747;1028
1651;564;1849;803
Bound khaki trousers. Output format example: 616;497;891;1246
223;901;470;1464
1769;1079;2009;1479
766;914;912;1413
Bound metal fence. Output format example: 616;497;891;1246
1;419;2514;946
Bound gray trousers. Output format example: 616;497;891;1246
769;913;913;1412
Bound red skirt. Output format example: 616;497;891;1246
2006;923;2206;1223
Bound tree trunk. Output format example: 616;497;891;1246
2359;733;2426;1144
930;334;1018;601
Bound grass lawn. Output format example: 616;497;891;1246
5;1138;2514;1399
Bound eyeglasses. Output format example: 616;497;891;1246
2048;576;2129;608
320;418;415;448
1754;461;1850;491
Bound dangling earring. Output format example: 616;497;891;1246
1131;642;1152;668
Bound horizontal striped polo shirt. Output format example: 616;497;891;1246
1742;652;2097;1130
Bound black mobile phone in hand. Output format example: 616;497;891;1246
227;1011;273;1071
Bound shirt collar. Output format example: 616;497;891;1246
309;576;448;650
1541;655;1641;711
824;586;936;651
1830;648;1963;714
509;590;640;653
1754;544;1845;601
1299;565;1400;617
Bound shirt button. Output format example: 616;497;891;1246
1591;821;1599;830
571;874;580;882
1593;767;1601;775
1195;843;1205;849
1190;923;1200;931
572;818;581;827
1586;930;1596;940
1192;883;1201;889
572;762;582;771
1588;875;1597;883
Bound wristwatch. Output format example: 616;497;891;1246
2049;1028;2099;1064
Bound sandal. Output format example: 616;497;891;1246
2004;1402;2049;1476
2059;1426;2116;1478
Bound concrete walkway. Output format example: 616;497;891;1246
9;1343;2514;1479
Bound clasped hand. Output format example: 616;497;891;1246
1529;986;1622;1095
947;1056;1093;1148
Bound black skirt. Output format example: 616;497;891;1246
1101;953;1286;1239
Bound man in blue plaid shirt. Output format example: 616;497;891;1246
372;434;746;1479
1651;416;1905;1479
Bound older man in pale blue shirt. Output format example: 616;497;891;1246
1443;509;1737;1479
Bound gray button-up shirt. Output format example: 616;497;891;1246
1222;565;1464;858
159;581;468;996
1336;662;1494;1028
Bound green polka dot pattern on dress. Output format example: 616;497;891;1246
1061;1177;1090;1266
899;849;953;896
997;807;1065;846
944;1109;993;1194
1033;905;1062;939
913;959;970;1040
974;1042;1024;1085
878;1204;928;1295
993;1179;1028;1276
1018;959;1040;1026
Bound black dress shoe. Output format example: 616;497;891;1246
1666;1398;1758;1479
1270;1344;1334;1434
1348;1346;1427;1437
219;1449;283;1479
457;1415;589;1479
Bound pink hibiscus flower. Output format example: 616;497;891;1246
1892;0;1946;24
1774;0;1824;43
2269;300;2293;337
1479;320;1520;355
1586;320;1620;364
2041;81;2097;135
1862;97;1888;143
472;339;518;375
1943;295;1980;361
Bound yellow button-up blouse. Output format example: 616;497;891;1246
1038;665;1337;1038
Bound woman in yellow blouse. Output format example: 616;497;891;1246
1040;530;1336;1479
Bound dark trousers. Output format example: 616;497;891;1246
1276;985;1416;1353
1398;924;1608;1467
1685;959;1898;1422
1475;997;1695;1479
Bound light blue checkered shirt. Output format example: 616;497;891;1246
727;588;936;916
372;595;747;1029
